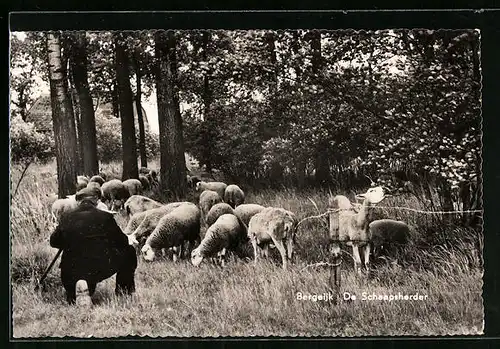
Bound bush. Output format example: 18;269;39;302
95;115;123;162
94;114;160;163
10;116;54;163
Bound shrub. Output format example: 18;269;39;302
10;116;54;163
95;114;160;163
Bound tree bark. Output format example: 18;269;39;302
111;82;120;118
46;32;78;198
265;31;280;139
155;30;187;199
69;32;99;176
68;62;84;175
309;30;330;185
201;31;213;173
114;32;139;181
132;48;148;168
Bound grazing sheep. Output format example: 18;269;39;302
224;184;245;208
51;196;78;222
139;175;151;191
86;182;103;201
123;178;142;196
198;190;223;223
89;175;105;186
187;174;201;188
234;204;266;226
76;175;89;191
205;202;235;227
368;219;410;258
328;186;387;274
248;207;298;270
146;171;159;189
101;179;130;211
127;202;192;246
124;195;163;217
124;210;150;235
191;213;248;267
45;193;59;211
196;181;228;200
51;194;116;222
141;203;201;262
83;183;102;200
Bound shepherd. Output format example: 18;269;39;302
49;187;137;307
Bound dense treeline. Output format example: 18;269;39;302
10;30;481;213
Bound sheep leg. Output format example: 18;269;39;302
272;238;288;270
219;248;227;267
179;243;184;260
363;243;371;273
352;244;362;275
262;244;269;259
252;238;259;265
286;237;294;263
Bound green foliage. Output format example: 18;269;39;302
10;32;47;121
177;29;481;213
95;114;159;163
10;116;54;163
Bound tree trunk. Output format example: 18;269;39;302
132;49;148;168
155;30;187;199
201;31;213;173
296;158;306;189
309;30;330;185
114;32;139;181
111;82;120;118
70;32;99;177
265;31;280;139
68;62;84;175
46;32;78;198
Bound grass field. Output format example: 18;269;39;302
10;159;484;337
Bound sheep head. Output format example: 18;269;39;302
141;244;157;262
191;247;204;267
195;181;204;191
355;186;386;205
328;195;353;211
128;234;139;247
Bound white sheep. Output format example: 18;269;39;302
196;181;228;200
224;184;245;208
138;175;151;191
127;202;192;246
89;175;105;186
51;195;116;222
141;203;201;262
328;186;387;274
76;175;89;191
234;204;266;226
191;213;248;267
198;190;223;223
124;195;163;217
123;178;142;196
205;202;235;227
247;207;297;270
51;195;78;222
101;179;130;211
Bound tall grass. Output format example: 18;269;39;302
10;160;484;337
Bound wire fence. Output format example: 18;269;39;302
295;206;484;231
295;205;484;271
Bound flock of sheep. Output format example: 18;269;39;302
49;167;411;273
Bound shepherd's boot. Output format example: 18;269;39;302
75;280;92;308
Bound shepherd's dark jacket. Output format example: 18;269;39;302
49;201;129;280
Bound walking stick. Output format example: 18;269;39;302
35;249;62;291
